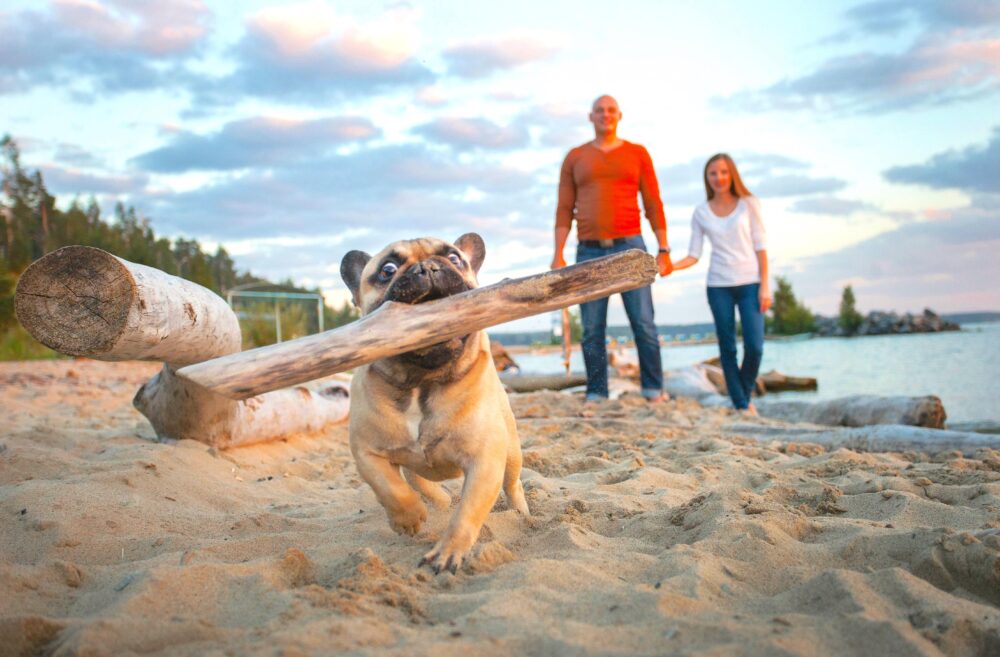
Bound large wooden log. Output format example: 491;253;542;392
500;372;588;392
755;395;946;429
177;249;657;400
15;246;350;447
726;422;998;457
15;246;240;367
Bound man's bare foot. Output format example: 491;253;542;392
741;403;759;417
646;392;670;403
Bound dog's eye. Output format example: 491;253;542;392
448;253;463;268
379;262;398;280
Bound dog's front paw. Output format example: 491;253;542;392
419;530;475;574
388;501;427;536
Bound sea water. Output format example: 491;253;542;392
512;322;1000;424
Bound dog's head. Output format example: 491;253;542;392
339;234;486;371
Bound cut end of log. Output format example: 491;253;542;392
15;246;136;356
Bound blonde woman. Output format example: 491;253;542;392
673;154;771;413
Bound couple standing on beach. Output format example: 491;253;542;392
552;95;771;413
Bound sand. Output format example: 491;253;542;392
2;359;999;657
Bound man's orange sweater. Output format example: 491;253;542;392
556;141;666;240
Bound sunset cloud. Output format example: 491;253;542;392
442;33;562;78
132;115;381;172
0;0;210;94
723;0;1000;114
884;125;1000;194
414;117;529;150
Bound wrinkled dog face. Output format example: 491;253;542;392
340;233;486;369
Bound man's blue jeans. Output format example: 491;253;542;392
576;235;663;400
706;283;764;409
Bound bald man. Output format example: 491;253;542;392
552;95;673;402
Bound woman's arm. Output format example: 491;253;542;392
756;249;771;313
672;255;699;271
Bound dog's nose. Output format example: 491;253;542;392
425;260;441;273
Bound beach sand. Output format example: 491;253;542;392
2;359;999;656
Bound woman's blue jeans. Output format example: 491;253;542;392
706;283;764;409
576;235;663;400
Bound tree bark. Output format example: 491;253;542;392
15;246;349;447
177;249;657;400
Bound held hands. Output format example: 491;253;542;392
657;251;673;277
759;285;773;313
551;253;567;269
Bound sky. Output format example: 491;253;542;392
2;0;999;330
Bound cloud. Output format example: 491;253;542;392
657;153;846;205
193;3;432;105
884;125;1000;194
753;174;846;197
414;117;529;150
786;197;1000;314
135;143;539;240
39;164;148;196
442;33;560;78
843;0;1000;35
132;115;381;173
788;197;875;215
0;0;211;95
722;1;1000;114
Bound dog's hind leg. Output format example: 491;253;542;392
353;449;427;536
503;441;529;515
404;469;452;510
420;462;503;574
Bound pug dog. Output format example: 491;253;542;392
340;233;529;574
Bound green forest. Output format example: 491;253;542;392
0;135;357;359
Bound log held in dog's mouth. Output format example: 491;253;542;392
176;249;657;400
388;269;474;369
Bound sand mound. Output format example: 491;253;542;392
2;360;998;656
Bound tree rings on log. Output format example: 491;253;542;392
15;246;136;357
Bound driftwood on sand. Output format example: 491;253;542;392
15;246;349;448
700;358;816;394
755;395;946;429
726;422;997;458
176;249;657;400
500;372;588;392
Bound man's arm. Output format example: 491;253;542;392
637;147;672;276
553;152;576;269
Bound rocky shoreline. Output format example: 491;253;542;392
813;308;960;337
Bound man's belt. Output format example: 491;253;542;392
579;237;633;248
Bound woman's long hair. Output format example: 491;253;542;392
704;153;753;200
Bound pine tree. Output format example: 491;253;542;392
770;276;815;335
838;285;863;335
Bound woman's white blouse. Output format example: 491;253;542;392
687;196;767;287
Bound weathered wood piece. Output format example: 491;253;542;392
755;395;946;429
500;372;588;392
725;422;999;457
758;369;818;392
15;246;350;447
177;249;657;400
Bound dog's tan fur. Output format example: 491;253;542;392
340;234;528;573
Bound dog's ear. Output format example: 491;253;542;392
340;250;371;307
454;233;485;273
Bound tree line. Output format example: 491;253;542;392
0;135;358;354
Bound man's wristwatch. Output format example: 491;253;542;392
658;247;671;254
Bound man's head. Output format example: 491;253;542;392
589;95;621;137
